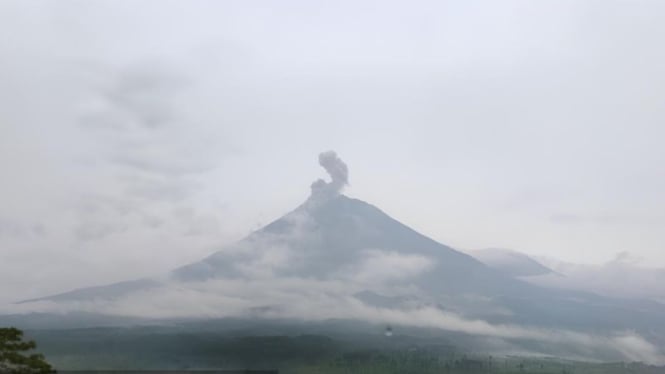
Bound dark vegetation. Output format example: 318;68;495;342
0;327;55;373
15;323;664;374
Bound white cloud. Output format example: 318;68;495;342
341;249;434;284
528;253;665;303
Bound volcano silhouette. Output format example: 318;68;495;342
18;153;665;344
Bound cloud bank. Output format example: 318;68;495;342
6;276;664;365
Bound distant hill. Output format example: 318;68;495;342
14;193;665;336
468;248;555;278
527;254;665;303
467;248;665;304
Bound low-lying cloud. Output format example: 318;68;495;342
344;249;435;284
6;276;664;365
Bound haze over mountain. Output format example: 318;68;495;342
467;248;555;278
531;253;665;304
5;152;665;365
466;248;665;304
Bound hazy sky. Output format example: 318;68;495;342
1;0;664;302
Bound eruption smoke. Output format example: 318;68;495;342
311;151;349;197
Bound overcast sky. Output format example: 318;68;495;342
1;0;664;303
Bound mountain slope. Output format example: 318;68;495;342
172;194;524;296
26;194;522;303
469;248;555;278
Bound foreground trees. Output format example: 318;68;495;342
0;327;55;373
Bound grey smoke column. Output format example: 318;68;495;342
311;151;349;197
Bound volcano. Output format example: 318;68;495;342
9;152;665;364
21;174;529;309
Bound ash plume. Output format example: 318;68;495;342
311;151;349;197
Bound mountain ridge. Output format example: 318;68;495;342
469;248;557;278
